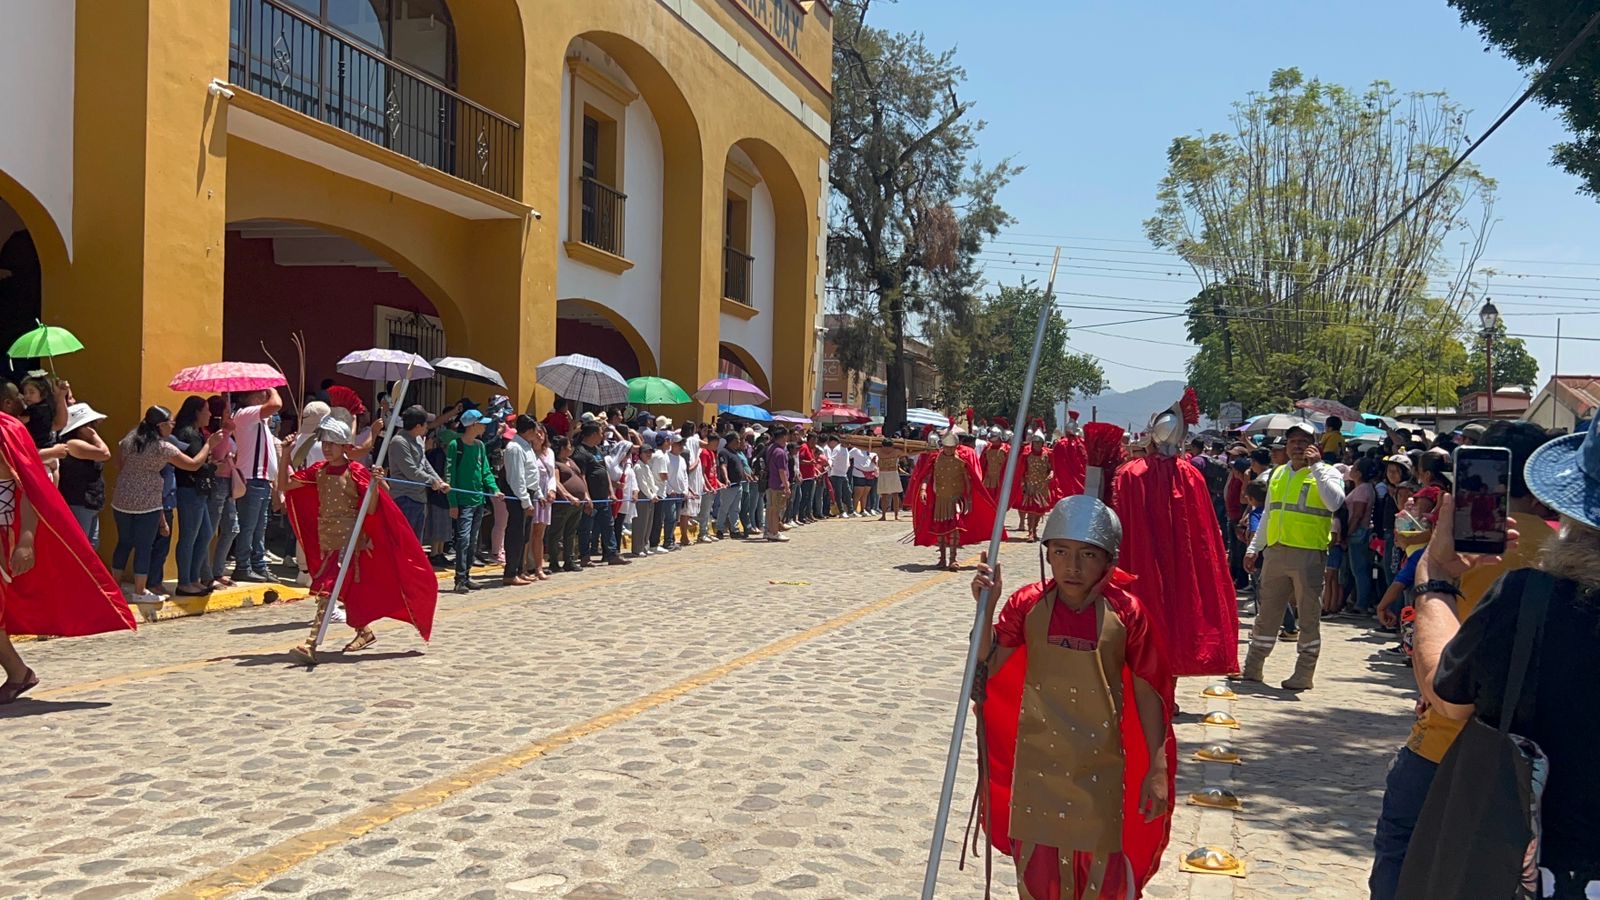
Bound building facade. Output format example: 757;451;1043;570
0;0;831;428
1527;375;1600;434
819;313;939;418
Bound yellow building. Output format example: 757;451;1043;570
0;0;831;429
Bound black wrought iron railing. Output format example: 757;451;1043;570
228;0;518;198
579;176;627;257
723;245;754;305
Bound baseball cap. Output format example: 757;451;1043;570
460;409;488;427
1284;422;1315;439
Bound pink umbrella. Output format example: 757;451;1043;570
1295;397;1361;421
169;362;287;394
815;402;870;424
772;410;812;424
694;377;768;407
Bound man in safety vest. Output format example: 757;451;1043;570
1241;421;1346;691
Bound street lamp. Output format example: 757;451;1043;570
1479;298;1500;418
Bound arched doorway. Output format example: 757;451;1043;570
0;202;42;381
224;219;452;412
555;298;655;381
718;342;770;397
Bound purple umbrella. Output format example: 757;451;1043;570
694;377;768;407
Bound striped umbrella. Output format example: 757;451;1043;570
536;354;629;407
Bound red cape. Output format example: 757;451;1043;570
906;447;997;547
979;442;1011;504
1011;444;1058;515
0;414;136;638
1051;435;1088;498
980;574;1177;898
285;461;438;641
1112;454;1239;676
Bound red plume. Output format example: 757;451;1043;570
948;415;956;428
1032;417;1046;432
1179;387;1200;426
325;385;367;417
992;416;1010;430
1069;410;1081;421
1083;422;1126;468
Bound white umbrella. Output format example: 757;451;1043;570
1240;413;1309;435
905;407;949;427
335;348;436;382
536;354;628;407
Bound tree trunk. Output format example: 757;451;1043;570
887;296;908;434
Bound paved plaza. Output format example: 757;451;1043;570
1;520;1411;899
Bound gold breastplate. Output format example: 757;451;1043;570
932;453;967;520
316;468;361;550
1024;454;1052;499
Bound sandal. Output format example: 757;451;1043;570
342;629;377;653
0;668;39;704
289;645;316;667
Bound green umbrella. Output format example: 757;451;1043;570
8;321;84;370
626;376;692;405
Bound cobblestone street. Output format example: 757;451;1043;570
1;519;1410;899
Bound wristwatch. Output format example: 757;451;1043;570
1416;579;1462;598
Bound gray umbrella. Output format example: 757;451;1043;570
429;356;507;388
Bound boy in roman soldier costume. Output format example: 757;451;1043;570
1014;429;1057;541
908;430;994;570
1052;411;1088;500
1111;389;1238;677
969;496;1176;899
282;418;437;665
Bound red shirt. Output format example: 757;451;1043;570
994;579;1156;657
1224;475;1244;521
699;447;720;491
796;443;819;478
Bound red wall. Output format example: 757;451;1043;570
223;232;435;401
555;319;641;380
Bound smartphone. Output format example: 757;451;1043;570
1452;445;1511;555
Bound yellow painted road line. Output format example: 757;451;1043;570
165;564;966;899
32;550;741;701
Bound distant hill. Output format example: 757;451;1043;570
1074;380;1187;432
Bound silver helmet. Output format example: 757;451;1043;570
939;430;959;448
1002;429;1015;443
1148;409;1185;458
317;416;354;445
1062;410;1083;437
1038;495;1122;559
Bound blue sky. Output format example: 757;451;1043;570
867;0;1600;393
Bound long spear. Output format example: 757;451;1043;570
920;247;1061;898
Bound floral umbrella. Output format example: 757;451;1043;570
1295;397;1361;421
169;362;287;394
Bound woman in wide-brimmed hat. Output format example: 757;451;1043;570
1402;412;1600;899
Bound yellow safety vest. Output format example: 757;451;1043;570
1265;464;1334;551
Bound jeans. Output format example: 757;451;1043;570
149;511;172;585
112;510;163;581
813;478;829;519
583;503;618;559
795;479;815;521
696;488;717;536
394;495;427;542
830;476;851;515
547;504;581;569
739;482;759;533
631;499;656;555
1348;527;1377;612
654;495;682;549
451;505;485;586
503;503;529;579
175;486;216;585
233;479;273;576
69;505;100;550
1369;747;1439;900
207;481;238;581
716;485;742;536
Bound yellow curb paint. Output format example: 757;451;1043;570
30;552;740;701
164;564;966;899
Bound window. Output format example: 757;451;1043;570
565;54;635;269
722;162;759;305
271;0;456;85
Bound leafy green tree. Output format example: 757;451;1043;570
1463;319;1540;393
1147;69;1496;412
931;284;1105;422
1450;1;1600;197
828;0;1017;429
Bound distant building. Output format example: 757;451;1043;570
820;313;939;417
1458;387;1531;416
1527;375;1600;434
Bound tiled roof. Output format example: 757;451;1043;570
1552;376;1600;416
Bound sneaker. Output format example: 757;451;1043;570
239;571;274;584
129;590;165;605
766;534;790;542
295;571;312;588
454;583;471;595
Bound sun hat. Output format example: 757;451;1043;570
655;415;673;430
298;401;332;436
63;403;107;436
1383;453;1414;471
1526;413;1600;530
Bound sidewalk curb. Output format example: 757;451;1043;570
14;564;505;643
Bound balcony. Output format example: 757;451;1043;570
228;0;518;199
722;245;754;305
578;175;627;257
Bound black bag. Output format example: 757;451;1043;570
1394;571;1554;900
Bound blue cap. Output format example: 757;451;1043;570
460;409;488;427
1526;413;1600;531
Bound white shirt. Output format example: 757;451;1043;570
847;447;872;477
649;451;669;486
632;459;661;501
828;444;850;477
666;452;688;494
503;435;535;509
685;434;701;473
234;405;278;482
864;452;880;477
